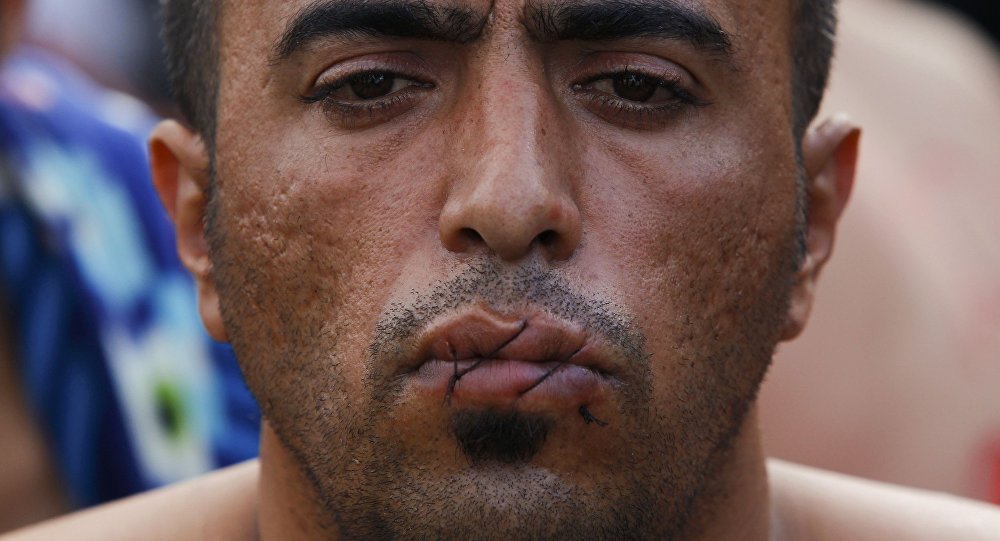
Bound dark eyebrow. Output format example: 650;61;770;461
273;0;489;61
524;0;733;56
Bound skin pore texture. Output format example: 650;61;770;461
5;0;1000;538
146;0;858;539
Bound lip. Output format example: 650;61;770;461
402;309;618;410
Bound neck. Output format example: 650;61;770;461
257;409;772;541
258;422;339;541
685;404;772;541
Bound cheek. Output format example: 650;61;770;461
579;130;800;383
210;130;448;401
591;132;797;284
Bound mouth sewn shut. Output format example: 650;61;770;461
443;319;529;405
440;320;610;427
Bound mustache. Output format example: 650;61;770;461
368;259;648;374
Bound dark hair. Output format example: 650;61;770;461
790;0;837;139
161;0;220;150
161;0;837;148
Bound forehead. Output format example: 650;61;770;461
216;0;794;66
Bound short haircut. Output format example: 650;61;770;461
161;0;837;150
161;0;220;149
790;0;836;139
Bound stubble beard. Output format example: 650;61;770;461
208;198;803;541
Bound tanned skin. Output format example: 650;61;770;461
4;0;1000;539
148;1;855;538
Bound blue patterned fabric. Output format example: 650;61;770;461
0;48;259;507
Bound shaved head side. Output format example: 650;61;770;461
161;0;219;150
791;0;837;138
161;0;837;149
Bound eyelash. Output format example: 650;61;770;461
572;69;709;128
301;69;433;127
301;66;708;129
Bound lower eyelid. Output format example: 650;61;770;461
570;88;701;131
328;86;423;109
313;85;436;129
572;82;686;103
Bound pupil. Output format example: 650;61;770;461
612;73;657;102
349;73;395;100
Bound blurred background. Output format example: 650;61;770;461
23;0;169;113
0;0;258;533
0;0;997;534
761;0;1000;506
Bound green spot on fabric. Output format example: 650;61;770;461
154;380;187;440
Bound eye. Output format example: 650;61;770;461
577;70;701;107
594;72;663;103
302;68;434;129
322;71;429;101
572;67;709;129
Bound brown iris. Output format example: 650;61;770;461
612;73;658;102
347;72;395;100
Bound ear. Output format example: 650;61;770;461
781;115;861;341
150;120;228;342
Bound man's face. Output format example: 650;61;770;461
210;0;802;538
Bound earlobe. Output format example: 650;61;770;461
149;120;228;342
781;115;861;340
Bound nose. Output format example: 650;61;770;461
439;83;582;262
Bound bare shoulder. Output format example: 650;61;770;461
768;459;1000;541
0;460;259;541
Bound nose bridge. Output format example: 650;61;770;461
440;72;582;262
473;84;553;207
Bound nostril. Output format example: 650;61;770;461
458;227;484;245
536;230;558;248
